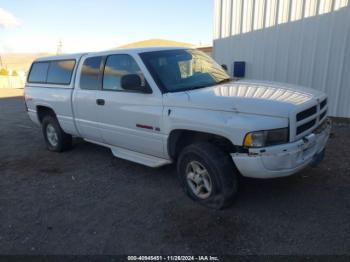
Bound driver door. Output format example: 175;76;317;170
95;54;165;158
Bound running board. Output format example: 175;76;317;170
110;147;172;167
84;138;171;167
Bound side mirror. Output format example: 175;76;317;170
121;74;152;93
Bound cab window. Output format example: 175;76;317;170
102;54;145;91
80;56;103;90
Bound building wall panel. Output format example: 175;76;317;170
213;0;350;117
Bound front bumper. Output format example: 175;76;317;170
231;119;331;179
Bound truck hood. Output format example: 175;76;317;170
164;80;326;118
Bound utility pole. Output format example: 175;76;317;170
56;39;63;55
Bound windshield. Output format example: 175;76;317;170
140;49;231;93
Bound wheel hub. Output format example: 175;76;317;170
186;161;212;199
46;124;58;147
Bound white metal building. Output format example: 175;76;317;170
213;0;350;118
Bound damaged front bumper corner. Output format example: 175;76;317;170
231;119;331;179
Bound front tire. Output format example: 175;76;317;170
42;115;72;152
177;143;238;209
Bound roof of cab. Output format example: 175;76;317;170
35;53;86;62
34;46;190;62
96;46;188;55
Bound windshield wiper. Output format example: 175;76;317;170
195;78;232;89
174;78;233;92
216;78;232;84
183;85;209;91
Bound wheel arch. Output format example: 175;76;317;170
167;129;239;160
36;105;57;123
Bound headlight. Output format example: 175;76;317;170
243;128;289;148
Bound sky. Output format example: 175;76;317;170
0;0;213;54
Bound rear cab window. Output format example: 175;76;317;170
27;59;76;85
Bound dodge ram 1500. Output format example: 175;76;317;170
24;47;331;209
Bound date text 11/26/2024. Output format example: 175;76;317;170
127;255;220;261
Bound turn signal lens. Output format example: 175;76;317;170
243;133;253;147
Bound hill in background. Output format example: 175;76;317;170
1;39;197;74
117;39;194;49
1;53;50;73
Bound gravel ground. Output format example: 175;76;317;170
0;93;350;255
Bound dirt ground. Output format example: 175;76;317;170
0;91;350;255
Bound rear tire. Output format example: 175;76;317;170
42;115;72;152
177;142;238;209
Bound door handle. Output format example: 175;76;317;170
96;99;105;106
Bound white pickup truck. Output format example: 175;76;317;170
24;47;331;209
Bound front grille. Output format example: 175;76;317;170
297;119;316;134
296;106;317;121
295;98;328;137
